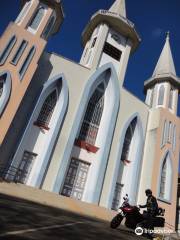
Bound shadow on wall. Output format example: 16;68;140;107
0;53;53;169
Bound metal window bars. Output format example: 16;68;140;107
0;164;28;184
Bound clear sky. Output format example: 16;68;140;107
0;0;179;116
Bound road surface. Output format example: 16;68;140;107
0;193;147;239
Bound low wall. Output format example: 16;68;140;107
0;182;116;222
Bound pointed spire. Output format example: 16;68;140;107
152;32;176;77
109;0;126;18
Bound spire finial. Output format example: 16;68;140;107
166;31;170;40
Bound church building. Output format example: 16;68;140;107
0;0;179;230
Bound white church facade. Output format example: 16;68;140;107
0;0;179;230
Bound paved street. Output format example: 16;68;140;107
0;193;148;240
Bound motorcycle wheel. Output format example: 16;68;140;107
110;214;124;229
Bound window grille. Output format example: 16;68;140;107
62;158;90;200
15;151;37;184
36;89;57;129
103;42;122;61
78;83;105;145
121;117;137;161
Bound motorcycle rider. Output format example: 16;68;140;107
139;189;159;216
139;189;159;238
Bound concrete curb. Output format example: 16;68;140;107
0;182;116;222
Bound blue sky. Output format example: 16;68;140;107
0;0;179;115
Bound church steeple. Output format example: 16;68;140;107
152;32;176;78
144;33;180;114
109;0;126;18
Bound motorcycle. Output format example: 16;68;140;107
110;194;165;230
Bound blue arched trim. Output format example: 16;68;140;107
0;70;12;117
107;113;144;208
35;73;69;187
10;73;69;187
53;63;120;199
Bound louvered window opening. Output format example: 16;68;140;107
79;83;105;145
103;42;122;61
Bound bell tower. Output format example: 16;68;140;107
0;0;64;146
139;33;180;230
144;32;179;115
80;0;141;85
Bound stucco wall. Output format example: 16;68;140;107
100;87;149;208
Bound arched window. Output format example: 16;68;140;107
0;35;17;65
158;85;165;105
159;153;172;201
42;15;56;39
28;6;46;32
121;117;137;162
35;89;58;130
16;1;31;24
78;82;105;145
168;88;173;109
19;46;36;79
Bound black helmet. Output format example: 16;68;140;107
145;189;152;195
